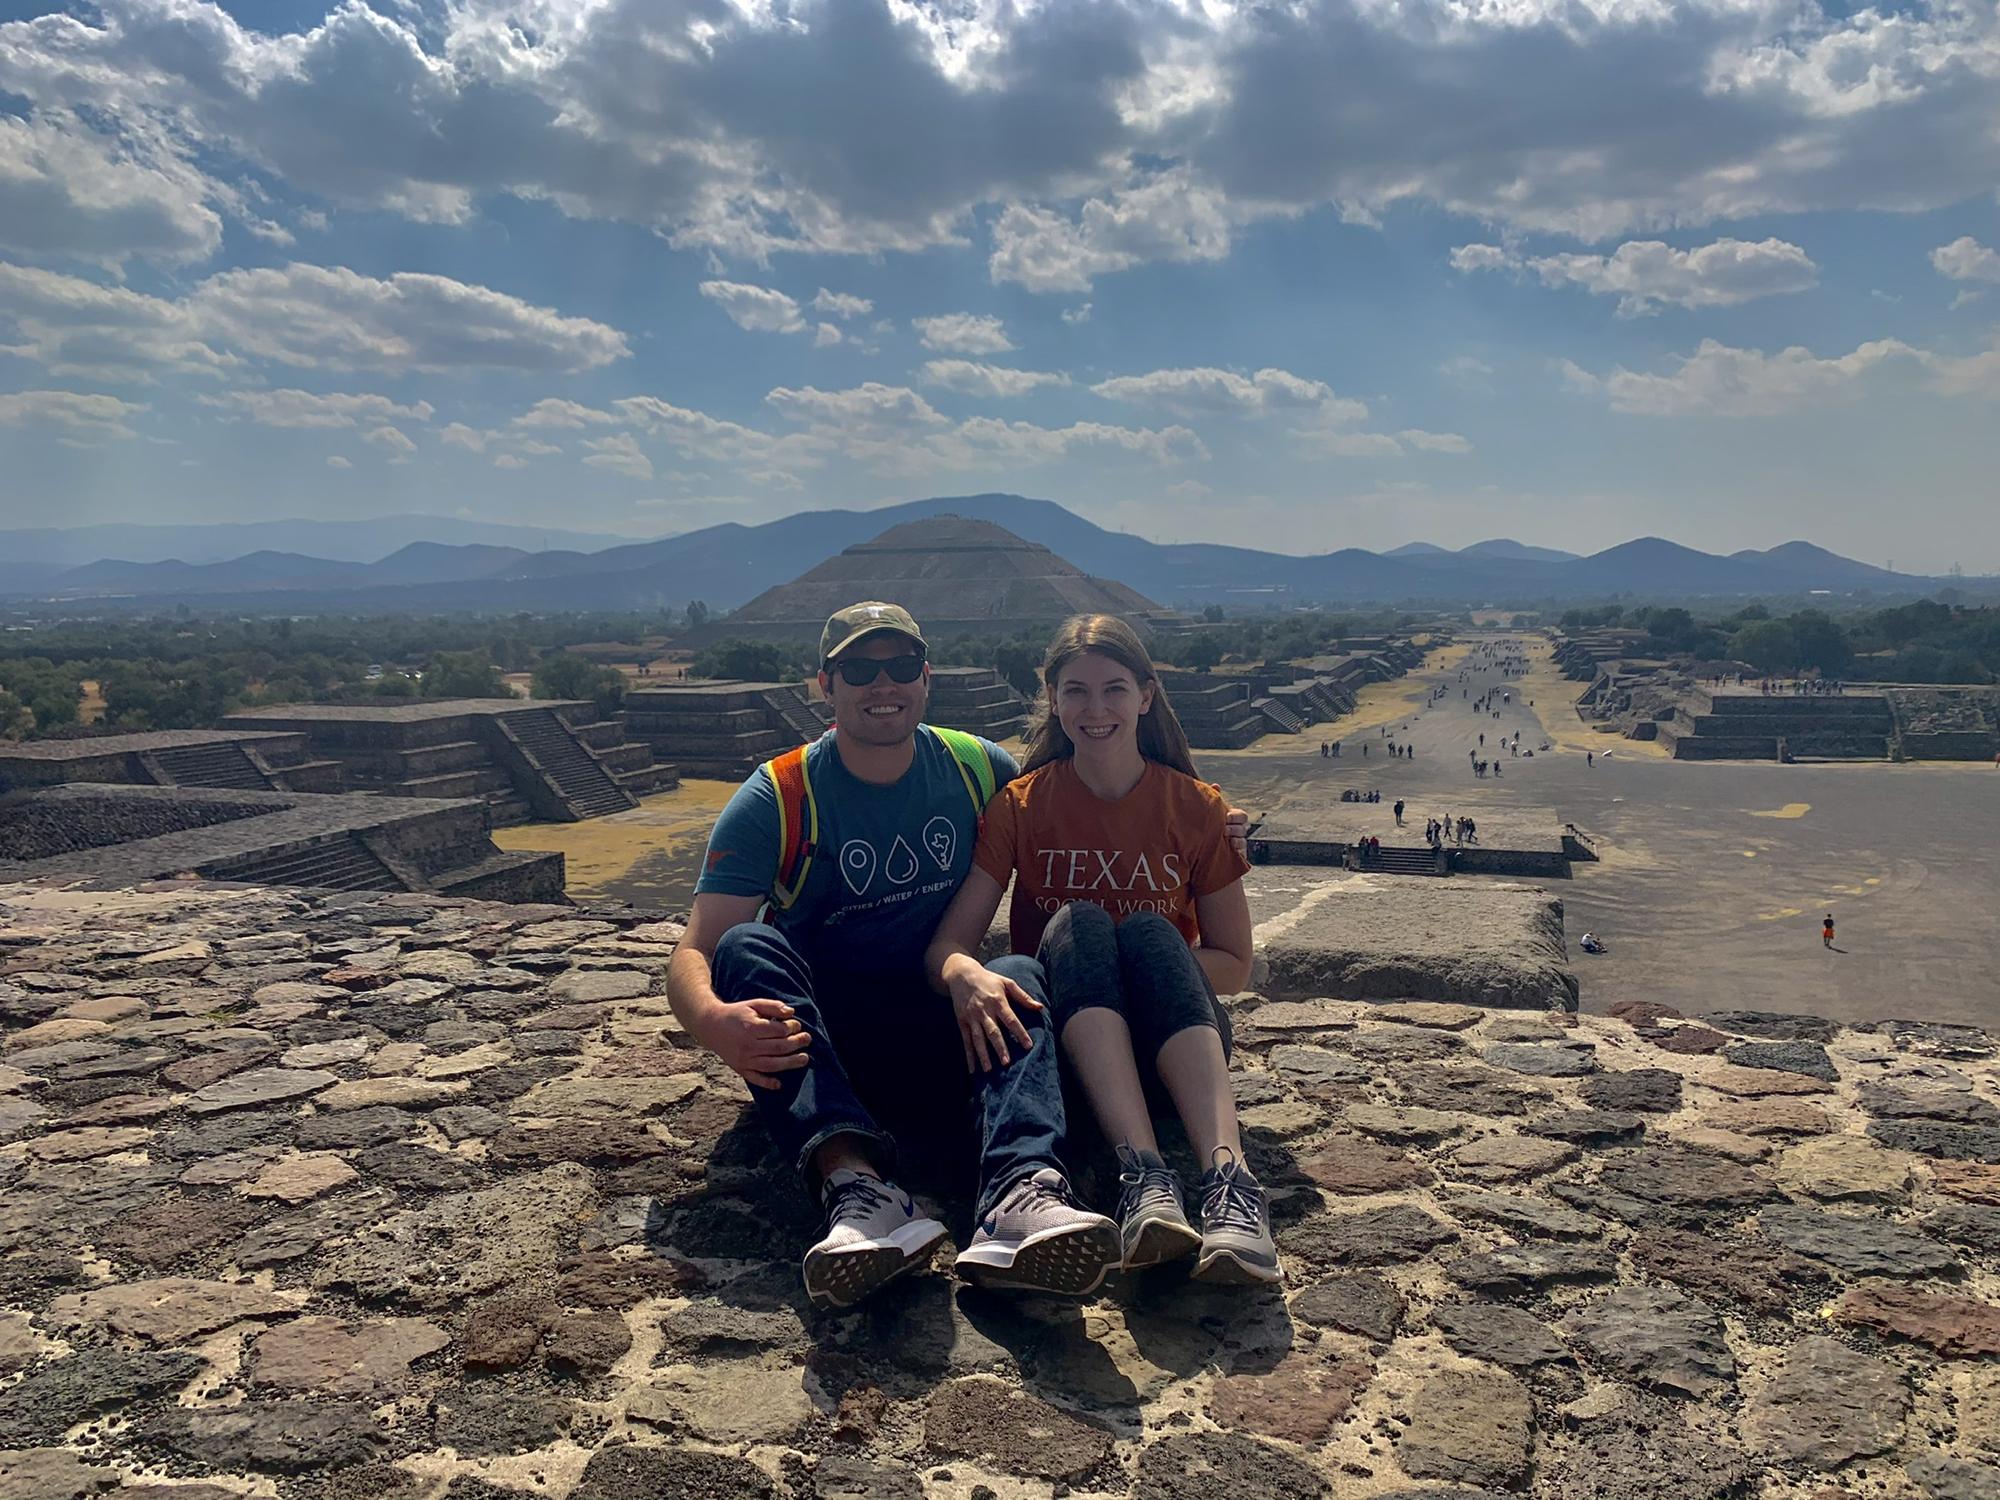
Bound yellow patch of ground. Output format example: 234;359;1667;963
1742;850;1758;858
1749;803;1812;819
491;778;738;897
1516;643;1671;761
79;679;106;725
1757;906;1806;922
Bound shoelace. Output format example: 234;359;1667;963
1115;1150;1179;1219
823;1174;895;1227
1008;1170;1083;1217
1201;1160;1265;1234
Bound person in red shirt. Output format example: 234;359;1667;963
928;615;1276;1286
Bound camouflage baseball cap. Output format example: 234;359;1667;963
820;601;926;664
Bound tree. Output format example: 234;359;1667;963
1178;635;1223;671
422;651;510;698
532;651;626;714
1200;604;1225;623
1730;620;1799;673
692;639;800;683
1787;611;1853;677
684;600;711;631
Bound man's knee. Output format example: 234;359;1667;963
988;954;1052;1038
709;922;807;1000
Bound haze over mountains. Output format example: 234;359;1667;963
0;496;1968;613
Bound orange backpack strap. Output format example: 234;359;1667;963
760;743;818;910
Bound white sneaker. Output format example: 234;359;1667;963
953;1167;1120;1295
802;1169;948;1310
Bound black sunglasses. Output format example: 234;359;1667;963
829;653;925;687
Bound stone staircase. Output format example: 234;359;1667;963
501;709;637;820
1251;696;1306;734
206;834;401;892
144;742;274;791
1357;845;1447;877
760;688;830;747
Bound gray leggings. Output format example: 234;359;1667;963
1036;902;1232;1071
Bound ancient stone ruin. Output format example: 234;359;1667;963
2;868;1993;1499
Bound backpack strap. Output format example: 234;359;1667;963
759;743;818;911
929;725;998;811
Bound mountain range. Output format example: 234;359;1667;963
0;495;1967;613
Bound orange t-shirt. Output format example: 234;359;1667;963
972;758;1251;956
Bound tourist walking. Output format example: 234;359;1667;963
1393;798;1405;825
927;615;1279;1286
1823;913;1836;949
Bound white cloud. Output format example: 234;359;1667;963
0;389;146;442
582;431;655;480
513;398;618;430
919;360;1071;398
0;113;222;265
440;422;488;450
1091;366;1361;421
933;416;1208;469
0;0;1997;290
813;322;843;348
324;454;351;468
362;423;417;459
1580;337;1922;415
1933;238;2000;284
766;382;949;433
812;289;873;319
699;280;806;334
989;169;1242;292
1453;238;1819;314
1062;303;1093;325
198;389;434;428
913;314;1015;355
1399;429;1473;453
492;453;528;470
0;260;628;380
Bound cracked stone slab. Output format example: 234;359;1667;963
1745;1336;1909;1469
1759;1205;1961;1278
1562;1285;1735;1397
185;1066;336;1115
44;1278;303;1344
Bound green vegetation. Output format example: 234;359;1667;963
689;639;815;684
531;651;628;714
1559;601;2000;683
0;610;677;737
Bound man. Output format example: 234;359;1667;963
668;603;1247;1311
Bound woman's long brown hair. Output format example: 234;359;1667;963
1019;614;1200;778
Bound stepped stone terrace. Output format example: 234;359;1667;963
0;785;564;903
0;730;345;797
223;701;677;827
1;872;1997;1499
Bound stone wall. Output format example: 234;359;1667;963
0;791;272;860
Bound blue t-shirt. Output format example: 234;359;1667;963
695;726;1019;978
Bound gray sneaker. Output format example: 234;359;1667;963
1192;1147;1282;1285
954;1167;1119;1294
802;1169;948;1310
1115;1145;1201;1271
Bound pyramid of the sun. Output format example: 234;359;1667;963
717;514;1173;641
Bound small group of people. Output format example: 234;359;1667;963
1354;834;1385;861
1426;815;1475;846
1319;740;1341;757
1341;787;1383;803
669;602;1279;1312
1470;758;1501;778
1758;677;1846;695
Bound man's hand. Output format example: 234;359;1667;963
948;966;1042;1073
698;998;811;1090
1224;803;1252;861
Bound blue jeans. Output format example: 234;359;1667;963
709;923;1070;1218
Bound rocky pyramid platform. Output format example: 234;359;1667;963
1;877;1997;1499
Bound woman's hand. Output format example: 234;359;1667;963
948;965;1043;1072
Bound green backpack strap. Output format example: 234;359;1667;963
929;725;998;811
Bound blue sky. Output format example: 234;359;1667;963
1;0;1997;571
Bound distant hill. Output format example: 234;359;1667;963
0;493;1958;612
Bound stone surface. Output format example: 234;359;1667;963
1870;1120;2000;1163
1290;1273;1405;1342
1364;1002;1483;1029
1629;1228;1826;1315
1447;1132;1577;1181
1597;1147;1776;1215
1775;1134;1915;1203
924;1376;1113;1481
1207;1351;1374;1444
1447;1243;1615;1295
1432;1301;1570;1367
1399;1367;1532;1488
1745;1337;1909;1469
1836;1284;2000;1356
185;1065;336;1114
1483;1041;1598;1077
1443;1188;1606;1240
143;1400;386;1472
1342;1103;1468;1144
569;1444;774;1500
1562;1286;1735;1396
248;1315;449;1395
1721;1040;1840;1080
1581;1067;1684;1113
44;1278;300;1343
1296;1135;1432;1194
636;1353;810;1442
1760;1205;1961;1278
240;1150;359;1202
1136;1432;1329;1500
1280;1204;1458;1267
1934;1160;2000;1204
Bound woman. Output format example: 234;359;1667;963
926;615;1278;1285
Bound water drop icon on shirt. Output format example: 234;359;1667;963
885;836;919;886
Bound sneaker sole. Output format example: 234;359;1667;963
1121;1214;1202;1271
954;1219;1120;1295
1193;1244;1283;1285
804;1219;949;1310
